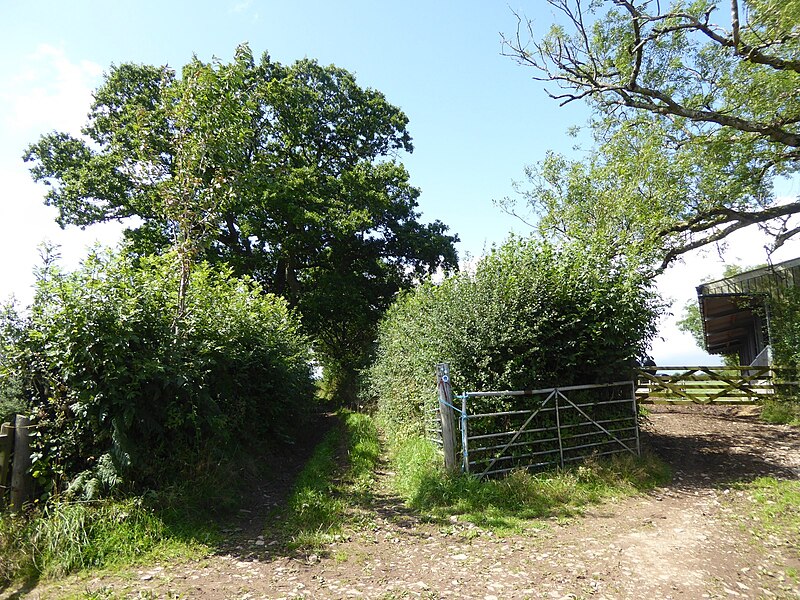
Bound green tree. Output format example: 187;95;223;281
23;44;458;403
676;299;706;350
502;0;800;271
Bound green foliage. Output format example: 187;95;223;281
503;1;800;270
761;399;800;426
0;248;314;496
0;498;210;585
676;299;706;350
23;43;458;406
0;303;28;422
273;411;380;551
770;287;800;370
368;237;662;437
388;435;670;534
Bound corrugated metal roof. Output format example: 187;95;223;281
698;256;800;296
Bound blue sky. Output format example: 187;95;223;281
2;1;799;364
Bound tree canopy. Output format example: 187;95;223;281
502;0;800;271
24;44;458;399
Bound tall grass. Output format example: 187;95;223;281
0;498;210;586
388;434;671;533
761;399;800;426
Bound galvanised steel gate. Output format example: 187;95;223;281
432;365;640;478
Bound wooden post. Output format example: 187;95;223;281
436;363;459;473
10;415;33;512
0;422;12;508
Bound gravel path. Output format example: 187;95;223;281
16;406;800;599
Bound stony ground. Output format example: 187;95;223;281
11;405;800;600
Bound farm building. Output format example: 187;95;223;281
696;257;800;366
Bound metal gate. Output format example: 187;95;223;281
432;366;640;479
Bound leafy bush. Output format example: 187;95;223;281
761;399;800;426
0;249;314;497
771;287;800;370
368;238;662;437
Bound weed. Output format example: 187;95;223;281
732;477;800;549
49;588;123;600
0;498;211;587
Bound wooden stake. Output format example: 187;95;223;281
0;422;12;508
10;415;33;512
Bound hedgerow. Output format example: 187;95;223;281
367;238;662;438
0;249;314;498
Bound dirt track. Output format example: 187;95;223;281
16;406;800;599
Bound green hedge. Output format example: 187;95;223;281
771;287;800;370
368;238;661;437
0;249;314;497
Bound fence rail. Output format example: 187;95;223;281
635;365;799;404
434;365;639;479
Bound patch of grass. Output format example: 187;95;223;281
272;410;380;551
733;477;800;550
389;435;671;534
0;498;211;587
761;399;800;426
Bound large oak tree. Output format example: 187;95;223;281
24;44;458;401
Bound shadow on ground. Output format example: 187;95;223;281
642;405;800;492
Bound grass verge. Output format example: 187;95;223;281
761;399;800;426
271;410;380;551
388;434;671;534
0;497;212;589
733;477;800;551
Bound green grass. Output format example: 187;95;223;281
761;399;800;426
388;434;671;534
271;410;380;551
0;498;212;588
733;477;800;550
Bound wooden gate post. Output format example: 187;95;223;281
436;363;459;473
0;422;12;508
10;415;33;512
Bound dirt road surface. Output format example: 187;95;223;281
17;406;800;599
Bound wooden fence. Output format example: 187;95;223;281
635;366;799;404
0;415;34;511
